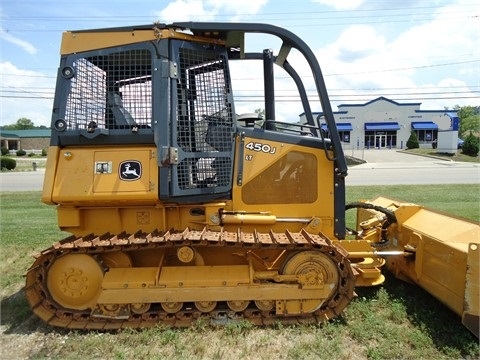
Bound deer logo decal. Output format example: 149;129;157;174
119;160;142;181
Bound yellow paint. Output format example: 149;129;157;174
61;28;225;55
50;146;158;204
358;196;479;334
41;146;60;205
232;136;336;238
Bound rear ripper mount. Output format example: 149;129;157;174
26;228;356;329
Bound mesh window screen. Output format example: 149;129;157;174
64;49;152;130
174;48;234;193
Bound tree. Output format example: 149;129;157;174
0;157;16;170
406;131;419;149
2;118;35;130
252;108;265;127
462;131;479;156
254;108;265;119
454;105;480;137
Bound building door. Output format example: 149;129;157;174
375;135;386;148
365;130;398;149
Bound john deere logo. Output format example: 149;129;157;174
119;160;141;181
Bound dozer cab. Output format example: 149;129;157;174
26;22;479;336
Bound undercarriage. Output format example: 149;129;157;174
26;228;356;329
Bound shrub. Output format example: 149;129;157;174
462;132;479;156
1;157;16;170
28;152;36;157
406;131;419;149
1;147;9;156
16;149;26;156
41;148;48;156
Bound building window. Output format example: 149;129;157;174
415;129;438;143
411;122;438;143
320;123;352;143
340;131;350;143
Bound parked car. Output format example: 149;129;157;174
457;138;464;149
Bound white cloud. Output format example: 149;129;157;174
155;0;268;23
0;62;53;126
207;0;268;17
334;25;386;62
156;0;215;23
420;78;475;110
310;0;480;111
0;28;37;55
311;0;364;10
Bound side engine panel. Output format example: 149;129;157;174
46;146;158;204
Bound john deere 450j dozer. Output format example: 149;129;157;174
26;22;479;336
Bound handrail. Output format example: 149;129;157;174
316;114;336;162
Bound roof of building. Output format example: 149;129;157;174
0;129;51;138
299;96;455;117
337;96;422;108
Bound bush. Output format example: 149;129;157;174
1;147;9;156
462;132;479;156
406;131;420;149
28;152;36;157
41;148;48;156
16;149;26;156
1;157;16;170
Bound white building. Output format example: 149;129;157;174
300;96;459;149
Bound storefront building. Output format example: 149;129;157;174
300;96;458;149
0;129;51;153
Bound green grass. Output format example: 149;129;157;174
346;184;480;229
0;192;67;296
0;189;479;359
0;156;47;172
403;148;480;163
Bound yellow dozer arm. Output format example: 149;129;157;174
354;197;479;338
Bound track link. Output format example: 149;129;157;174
25;228;356;330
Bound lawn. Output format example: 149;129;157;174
403;148;480;163
0;156;47;172
1;187;479;359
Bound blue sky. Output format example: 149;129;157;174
0;0;478;126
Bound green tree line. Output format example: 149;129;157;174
0;118;48;130
455;105;480;137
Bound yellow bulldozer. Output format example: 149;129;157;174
25;22;479;337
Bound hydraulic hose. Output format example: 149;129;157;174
345;202;398;245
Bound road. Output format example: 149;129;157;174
346;160;479;186
0;150;479;191
0;170;46;191
346;149;480;185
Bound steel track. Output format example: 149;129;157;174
25;227;356;330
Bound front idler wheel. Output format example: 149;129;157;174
46;254;104;310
